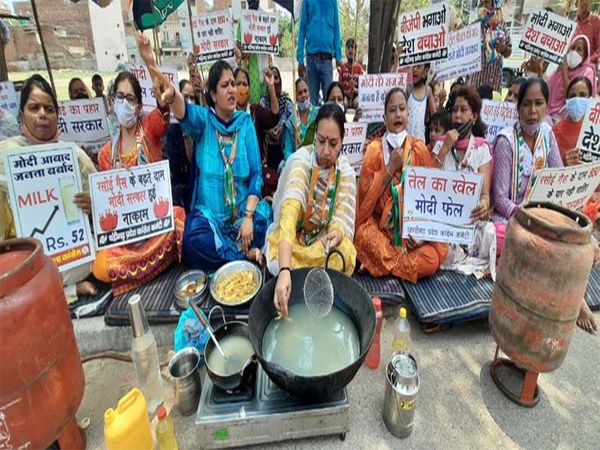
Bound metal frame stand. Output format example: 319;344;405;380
490;346;540;408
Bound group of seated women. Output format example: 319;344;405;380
0;31;597;334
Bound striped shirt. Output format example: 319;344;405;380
468;24;512;93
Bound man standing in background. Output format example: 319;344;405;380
297;0;342;105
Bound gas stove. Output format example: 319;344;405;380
195;365;350;448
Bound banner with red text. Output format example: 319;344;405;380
431;23;481;82
127;64;179;114
480;100;518;143
191;11;235;64
518;9;576;65
397;1;449;66
3;143;95;271
89;160;174;250
0;81;18;117
340;122;368;175
240;10;279;54
403;167;482;245
576;98;600;163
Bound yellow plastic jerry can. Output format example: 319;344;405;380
104;388;153;450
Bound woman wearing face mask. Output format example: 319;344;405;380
259;66;294;196
92;35;186;295
354;88;448;282
140;36;271;270
552;76;594;166
268;104;357;319
0;74;98;301
431;85;496;277
282;78;319;162
161;79;197;211
547;35;597;123
235;67;280;171
68;77;91;100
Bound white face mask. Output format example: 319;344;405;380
566;50;583;69
297;99;310;112
385;130;407;150
114;100;137;128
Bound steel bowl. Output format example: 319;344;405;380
210;261;262;307
174;269;208;310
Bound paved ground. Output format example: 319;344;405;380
76;305;599;450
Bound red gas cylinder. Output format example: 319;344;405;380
490;203;595;373
0;239;85;449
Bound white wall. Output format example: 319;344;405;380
89;0;129;72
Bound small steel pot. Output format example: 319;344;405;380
174;269;208;310
204;308;256;391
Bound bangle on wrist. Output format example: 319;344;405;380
279;267;291;275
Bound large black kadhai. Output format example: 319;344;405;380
249;268;376;401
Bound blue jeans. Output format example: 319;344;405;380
306;54;333;106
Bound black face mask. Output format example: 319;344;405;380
452;120;474;140
73;92;89;100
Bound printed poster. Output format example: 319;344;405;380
192;11;235;64
519;9;577;64
403;167;483;245
0;81;18;117
480;100;518;144
128;64;179;114
527;163;600;212
397;1;449;66
431;23;482;82
89;160;174;250
58;97;110;142
358;73;408;124
3;143;95;271
340;122;368;175
575;99;600;163
240;10;279;54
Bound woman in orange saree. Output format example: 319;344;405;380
355;87;448;283
92;67;185;295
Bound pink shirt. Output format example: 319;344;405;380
575;13;600;65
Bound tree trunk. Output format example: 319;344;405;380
368;0;401;73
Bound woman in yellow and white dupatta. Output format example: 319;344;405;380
265;104;357;318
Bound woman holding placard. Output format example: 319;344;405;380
547;35;597;124
91;35;186;295
354;87;448;283
0;74;98;301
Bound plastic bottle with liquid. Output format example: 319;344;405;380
365;297;383;369
156;406;179;450
391;307;411;352
129;294;163;415
104;388;153;450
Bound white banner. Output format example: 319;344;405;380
340;122;368;175
397;2;449;66
58;98;110;143
3;143;95;271
240;10;279;54
403;167;482;245
89;161;174;250
358;109;385;124
432;23;481;82
192;11;235;64
519;9;577;65
358;73;408;111
128;64;179;114
0;81;18;117
480;100;518;144
576;99;600;163
527;163;600;212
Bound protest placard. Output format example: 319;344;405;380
89;160;174;250
480;100;518;143
576;98;600;163
0;81;18;117
191;11;235;64
358;109;385;124
431;23;481;82
240;10;279;54
527;163;600;212
3;143;95;271
518;9;576;65
340;122;368;175
358;73;409;110
403;167;482;245
128;64;179;114
397;1;449;66
58;98;109;143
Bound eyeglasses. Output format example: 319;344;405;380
114;92;138;106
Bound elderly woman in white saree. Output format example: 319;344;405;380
264;104;357;318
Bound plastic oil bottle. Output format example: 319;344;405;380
128;294;163;415
391;307;411;352
156;406;178;450
104;388;153;450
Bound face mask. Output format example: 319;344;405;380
453;120;474;140
386;130;407;150
114;100;137;128
73;92;89;100
297;99;311;112
335;101;346;113
566;50;583;69
519;118;541;136
565;97;591;122
236;85;250;105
